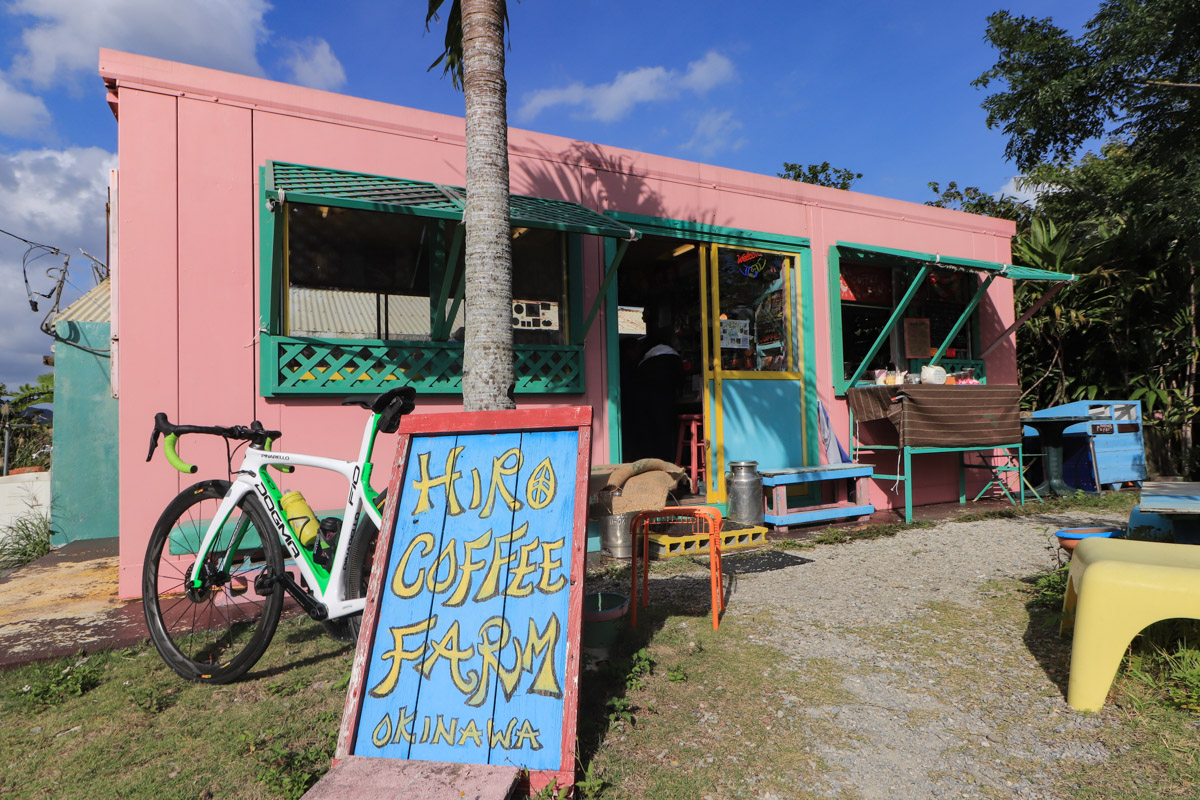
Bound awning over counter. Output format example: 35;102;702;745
836;242;1077;390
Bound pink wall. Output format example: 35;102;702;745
102;51;1017;598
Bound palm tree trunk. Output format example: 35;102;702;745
460;0;515;411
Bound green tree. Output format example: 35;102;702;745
778;161;862;191
1;374;54;472
925;180;1032;229
975;0;1200;474
427;0;515;411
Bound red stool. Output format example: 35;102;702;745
674;413;707;494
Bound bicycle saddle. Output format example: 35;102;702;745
341;387;416;433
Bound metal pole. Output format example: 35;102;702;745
2;423;9;476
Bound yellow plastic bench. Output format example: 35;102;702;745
1061;536;1200;711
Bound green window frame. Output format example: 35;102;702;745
257;161;637;397
827;242;1075;396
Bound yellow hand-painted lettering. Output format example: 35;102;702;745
526;457;556;509
391;531;434;599
480;448;523;517
368;616;437;698
411;447;465;516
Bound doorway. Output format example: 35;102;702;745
610;229;814;503
613;236;704;478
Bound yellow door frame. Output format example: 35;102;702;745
702;244;807;503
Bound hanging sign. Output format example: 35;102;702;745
336;407;592;794
840;264;892;305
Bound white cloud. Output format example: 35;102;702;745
997;177;1040;206
0;147;115;388
677;51;737;92
680;109;747;159
7;0;271;89
282;38;346;92
518;50;736;123
0;72;51;138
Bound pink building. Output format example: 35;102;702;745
99;50;1055;598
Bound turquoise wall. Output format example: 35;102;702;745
51;321;118;544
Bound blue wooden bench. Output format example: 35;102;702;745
760;463;875;531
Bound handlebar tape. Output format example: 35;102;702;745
163;434;198;474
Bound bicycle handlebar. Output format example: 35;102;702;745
146;387;416;475
147;413;283;474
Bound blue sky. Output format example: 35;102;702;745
0;0;1093;391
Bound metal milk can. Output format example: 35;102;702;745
726;460;763;526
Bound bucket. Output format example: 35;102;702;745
1054;526;1121;554
582;592;629;661
600;513;634;559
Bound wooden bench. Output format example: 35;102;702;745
760;463;874;531
1061;536;1200;711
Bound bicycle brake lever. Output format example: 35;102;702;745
146;412;169;462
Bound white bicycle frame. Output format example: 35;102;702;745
186;416;385;620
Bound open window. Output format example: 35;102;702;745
259;161;636;396
829;242;1077;395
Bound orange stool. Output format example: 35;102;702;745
674;414;707;494
630;506;725;631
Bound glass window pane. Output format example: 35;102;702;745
511;227;566;345
286;204;433;340
715;249;791;372
837;258;979;382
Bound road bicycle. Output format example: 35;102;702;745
142;386;415;683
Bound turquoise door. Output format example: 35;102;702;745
702;245;810;502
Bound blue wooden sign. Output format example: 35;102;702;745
337;408;592;793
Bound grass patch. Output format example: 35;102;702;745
1028;564;1071;610
955;488;1138;522
0;615;353;800
0;505;51;573
9;652;104;708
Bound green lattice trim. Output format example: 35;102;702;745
262;336;583;396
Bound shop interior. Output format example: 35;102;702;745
614;235;705;470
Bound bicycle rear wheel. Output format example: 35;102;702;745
344;489;386;642
143;480;285;683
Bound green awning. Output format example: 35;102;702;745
836;242;1077;283
266;161;640;241
836;241;1077;388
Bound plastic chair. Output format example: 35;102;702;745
964;447;1039;505
1060;536;1200;710
630;506;725;630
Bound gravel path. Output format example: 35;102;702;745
715;509;1128;800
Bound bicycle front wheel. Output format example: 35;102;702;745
143;480;285;683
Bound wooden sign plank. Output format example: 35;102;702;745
337;408;592;793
